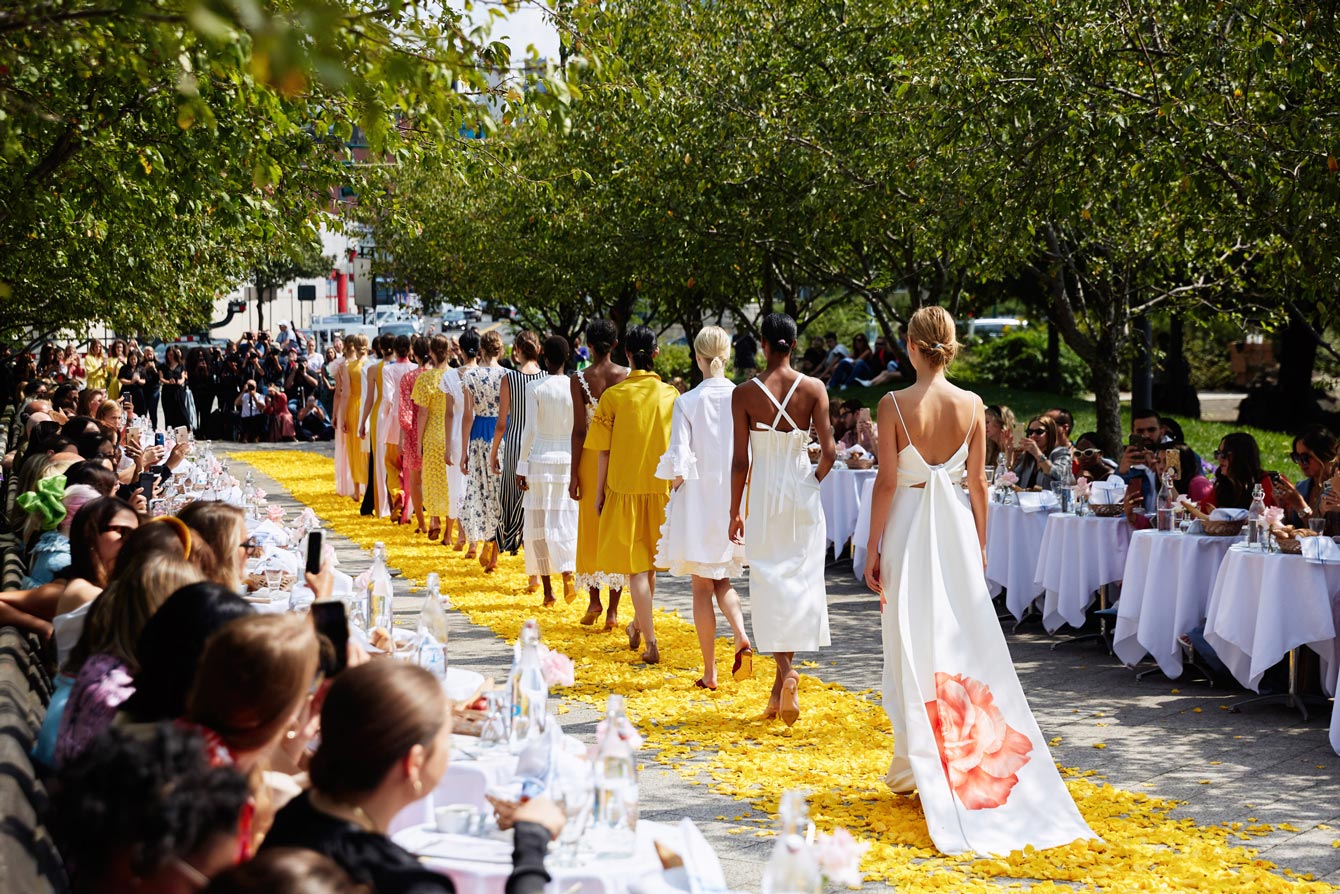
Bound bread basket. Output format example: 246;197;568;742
1091;502;1124;518
846;456;875;470
806;443;823;464
1275;535;1303;555
1201;518;1246;537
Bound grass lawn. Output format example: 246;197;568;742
833;381;1297;470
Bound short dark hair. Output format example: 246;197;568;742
49;723;249;888
1131;408;1160;424
541;335;569;375
624;325;657;370
824;331;838;341
585;319;618;356
1076;431;1102;447
64;460;118;496
1046;407;1074;432
122;583;255;724
841;398;863;414
394;334;411;358
762;314;798;355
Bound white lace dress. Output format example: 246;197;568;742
516;375;578;576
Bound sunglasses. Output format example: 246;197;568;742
1291;452;1317;465
240;537;259;552
1077;448;1103;458
1026;428;1047;437
103;524;137;537
1213;450;1230;459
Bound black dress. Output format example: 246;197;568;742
263;792;552;894
162;362;190;429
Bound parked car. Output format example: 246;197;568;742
378;321;420;339
964;317;1028;340
441;308;467;329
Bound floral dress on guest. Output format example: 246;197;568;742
460;366;505;544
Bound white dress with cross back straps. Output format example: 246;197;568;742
744;376;830;653
878;394;1094;856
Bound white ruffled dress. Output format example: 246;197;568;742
654;377;745;579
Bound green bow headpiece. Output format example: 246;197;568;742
17;474;68;532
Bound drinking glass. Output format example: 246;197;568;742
553;775;593;866
264;567;284;590
478;692;508;750
985;467;996;486
1310;518;1329;536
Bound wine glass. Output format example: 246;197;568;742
552;773;593;866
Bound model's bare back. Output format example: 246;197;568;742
577;359;629;405
741;368;824;433
886;380;981;466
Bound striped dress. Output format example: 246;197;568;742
497;368;548;553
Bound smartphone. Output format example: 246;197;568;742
305;530;324;575
310;601;349;676
137;471;157;498
1127;434;1147;449
154;432;165;447
1161;448;1182;479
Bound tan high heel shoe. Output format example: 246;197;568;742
780;677;800;727
562;573;576;604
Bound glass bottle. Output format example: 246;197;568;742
592;694;638;857
761;790;822;894
1246;484;1265;548
993;455;1007;503
1156;470;1176;532
416;573;449;680
507;619;548;749
367;541;394;634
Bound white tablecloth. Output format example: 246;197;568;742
1204;545;1340;693
394;819;678;894
851;477;878;581
1032;513;1132;633
817;467;877;556
985;502;1053;620
1113;531;1238;677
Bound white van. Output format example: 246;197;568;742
965;317;1028;340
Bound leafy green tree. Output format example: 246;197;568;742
243;226;334;332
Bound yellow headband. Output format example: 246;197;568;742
144;515;192;560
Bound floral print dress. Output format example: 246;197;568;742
460;365;505;543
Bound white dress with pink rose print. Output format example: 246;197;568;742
878;396;1094;855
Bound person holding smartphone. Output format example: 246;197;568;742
1117;408;1164;511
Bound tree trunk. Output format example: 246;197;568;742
1277;306;1319;421
1046;322;1061;392
255;276;266;333
608;285;637;367
1091;356;1124;458
1130;314;1153;411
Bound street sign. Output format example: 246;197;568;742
297;285;317;302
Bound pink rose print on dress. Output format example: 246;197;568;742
925;672;1032;810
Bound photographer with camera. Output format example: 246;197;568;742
235;379;267;443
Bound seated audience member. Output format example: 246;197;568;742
178;501;250;592
1117;408;1163;510
298;396;335;441
815;332;849;381
827;333;874;390
63;459;119;495
49;723;250;894
1043;407;1074;447
54;520;206;767
1073;432;1117;481
186;613;322;852
120;582;255;724
984;405;1015;470
1275;425;1340;530
1157;416;1205;494
23;483;101;588
1202;432;1278;510
206;848;365;894
75;386;106;418
263;661;563;894
1013;415;1071;490
799;337;828;376
267;384;297;442
836;399;877;453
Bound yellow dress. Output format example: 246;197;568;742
84;355;108;392
365;359;384;512
585;369;678;575
345;358;368;486
105;359;122;401
413;367;449;517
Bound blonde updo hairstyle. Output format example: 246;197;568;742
694;326;731;379
906;306;960;369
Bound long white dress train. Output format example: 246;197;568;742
744;377;829;653
878;397;1094;856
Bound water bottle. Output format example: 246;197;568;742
1247;484;1265;547
1057;457;1075;513
993;455;1007;502
761;790;822;894
592;694;638;857
507;619;548;749
368;541;394;633
1156;470;1176;532
416;573;450;680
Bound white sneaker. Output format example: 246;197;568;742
855;378;873;388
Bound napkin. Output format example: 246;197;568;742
1090;479;1126;505
1302;536;1340;565
630;821;729;894
251;519;291;549
1209;508;1249;522
513;720;566;798
259;545;300;575
1016;490;1059;513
